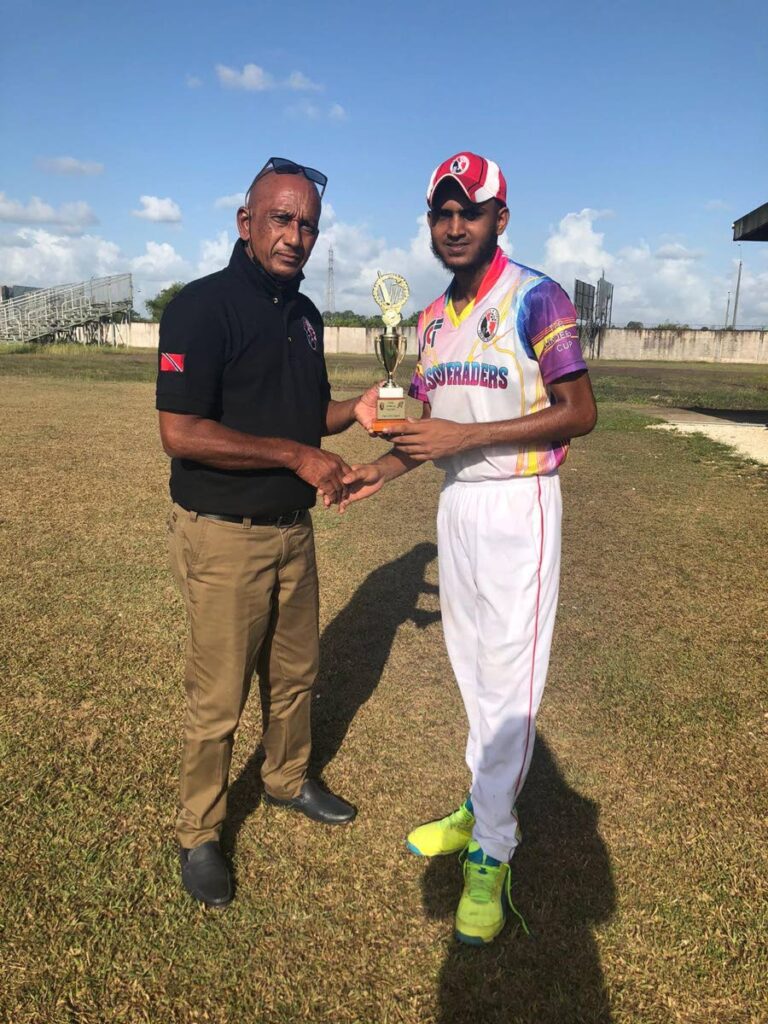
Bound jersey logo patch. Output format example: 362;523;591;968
423;317;444;350
160;353;185;372
477;308;500;342
302;316;318;351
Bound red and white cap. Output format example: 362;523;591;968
426;152;507;207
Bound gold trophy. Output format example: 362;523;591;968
371;271;410;432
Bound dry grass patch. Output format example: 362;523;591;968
0;372;766;1024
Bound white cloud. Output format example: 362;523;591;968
216;63;274;90
39;156;104;176
302;212;447;315
214;193;242;210
287;100;347;122
129;241;187;281
0;192;97;232
0;231;33;249
729;262;768;327
287;100;322;120
540;208;768;327
185;74;202;88
543;208;614;285
4;208;763;333
286;71;322;92
298;205;512;315
655;243;702;262
0;228;120;286
196;231;232;276
0;227;236;308
132;195;182;223
215;63;330;96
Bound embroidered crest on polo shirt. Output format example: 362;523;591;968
160;353;185;372
477;308;500;343
301;316;318;351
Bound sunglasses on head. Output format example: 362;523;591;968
245;157;328;203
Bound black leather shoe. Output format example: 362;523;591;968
179;841;233;908
264;779;356;824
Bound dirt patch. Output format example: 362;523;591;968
647;407;768;464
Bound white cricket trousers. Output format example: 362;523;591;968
437;472;562;863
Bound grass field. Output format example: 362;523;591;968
1;349;766;1024
1;343;768;411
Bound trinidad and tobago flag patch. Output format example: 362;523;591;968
160;352;185;372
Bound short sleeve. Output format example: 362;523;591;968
520;279;587;387
408;310;429;403
155;289;227;417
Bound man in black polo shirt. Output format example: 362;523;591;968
156;158;377;908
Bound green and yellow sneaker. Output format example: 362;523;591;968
454;841;528;946
406;797;475;857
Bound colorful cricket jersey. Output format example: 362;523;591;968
409;247;587;480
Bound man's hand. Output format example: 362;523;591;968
292;446;353;505
386;417;469;462
352;382;383;432
334;463;386;512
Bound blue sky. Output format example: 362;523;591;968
1;0;767;325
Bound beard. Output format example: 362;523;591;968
430;229;499;274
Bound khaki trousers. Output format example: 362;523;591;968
168;503;319;848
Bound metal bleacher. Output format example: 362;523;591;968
0;274;134;344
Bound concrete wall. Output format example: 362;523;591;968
322;325;418;355
124;321;420;355
124;321;160;348
122;321;768;364
597;327;768;363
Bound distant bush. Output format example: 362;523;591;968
322;310;419;328
146;282;186;322
625;321;643;330
655;321;690;331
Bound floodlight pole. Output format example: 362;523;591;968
724;291;731;329
326;245;335;314
731;259;742;329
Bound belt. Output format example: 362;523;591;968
197;509;308;528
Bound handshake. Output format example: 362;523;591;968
293;380;469;513
293;270;472;511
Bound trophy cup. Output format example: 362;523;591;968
371;271;410;432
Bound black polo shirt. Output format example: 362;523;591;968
155;240;331;516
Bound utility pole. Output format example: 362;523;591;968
731;249;742;329
724;291;731;329
325;246;335;314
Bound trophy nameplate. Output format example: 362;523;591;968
371;271;410;432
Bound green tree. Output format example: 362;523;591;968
656;321;689;331
146;282;185;322
626;320;643;330
322;309;418;328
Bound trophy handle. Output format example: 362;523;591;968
374;336;385;369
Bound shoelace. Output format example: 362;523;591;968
460;851;531;935
465;860;498;904
447;804;474;830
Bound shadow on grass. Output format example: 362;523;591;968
222;542;439;861
685;407;768;425
311;541;439;774
422;735;615;1024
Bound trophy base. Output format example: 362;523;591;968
371;417;410;434
372;388;407;433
